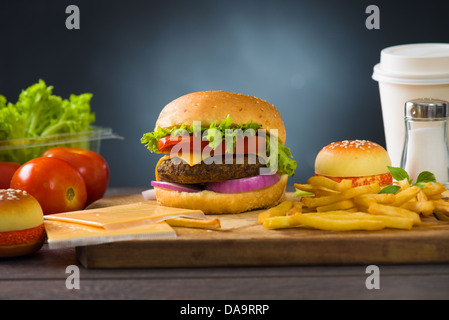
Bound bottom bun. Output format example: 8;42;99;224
0;223;46;258
0;237;45;258
154;174;288;214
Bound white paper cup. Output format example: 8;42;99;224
372;43;449;167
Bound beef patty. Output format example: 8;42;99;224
157;155;265;184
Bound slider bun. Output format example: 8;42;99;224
315;140;391;177
153;174;288;214
155;90;287;145
0;189;44;232
0;189;45;258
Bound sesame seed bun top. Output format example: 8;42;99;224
155;90;287;145
0;189;44;232
314;140;392;177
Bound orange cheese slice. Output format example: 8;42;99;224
155;155;171;181
44;220;176;249
44;202;206;230
173;152;203;166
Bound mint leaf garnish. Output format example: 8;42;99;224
379;185;400;194
415;171;437;184
379;167;437;194
387;166;410;182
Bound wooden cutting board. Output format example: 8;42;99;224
76;193;449;268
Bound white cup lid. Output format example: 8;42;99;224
372;43;449;85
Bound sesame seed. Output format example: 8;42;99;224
326;139;376;150
0;189;25;201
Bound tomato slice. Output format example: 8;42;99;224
158;135;209;154
158;135;183;153
158;135;266;155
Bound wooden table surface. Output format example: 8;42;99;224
1;188;449;300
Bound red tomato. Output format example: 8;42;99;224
41;147;110;206
158;135;266;155
10;157;87;215
0;162;21;189
158;135;183;153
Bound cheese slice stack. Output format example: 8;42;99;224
44;202;206;249
45;202;206;230
44;220;176;249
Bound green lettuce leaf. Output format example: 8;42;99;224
141;115;297;176
13;80;95;137
0;80;96;163
0;95;27;141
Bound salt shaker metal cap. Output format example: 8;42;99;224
405;98;449;119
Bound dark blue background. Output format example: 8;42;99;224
1;0;449;187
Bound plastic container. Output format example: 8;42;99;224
372;43;449;167
0;126;123;164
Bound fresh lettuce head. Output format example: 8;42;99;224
141;115;297;176
0;80;96;163
13;80;95;137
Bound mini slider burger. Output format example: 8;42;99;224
141;90;297;214
314;140;393;187
0;189;45;258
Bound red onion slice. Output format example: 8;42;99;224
151;181;203;193
205;174;281;193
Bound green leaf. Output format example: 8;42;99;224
379;167;438;194
293;188;314;197
0;95;7;108
141;114;297;176
0;80;95;163
217;114;233;131
415;171;437;184
379;185;401;194
273;143;297;177
387;166;410;182
141;126;177;153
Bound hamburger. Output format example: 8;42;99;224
141;90;297;214
0;189;45;258
314;140;392;187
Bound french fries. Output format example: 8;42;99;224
316;199;355;212
307;176;353;191
390;186;421;206
257;200;294;224
422;182;446;197
431;200;449;215
353;193;395;210
260;175;449;232
293;184;338;197
401;199;434;216
367;203;421;226
301;183;381;208
292;213;386;231
166;217;221;229
263;213;302;229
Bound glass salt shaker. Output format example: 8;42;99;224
401;98;449;187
